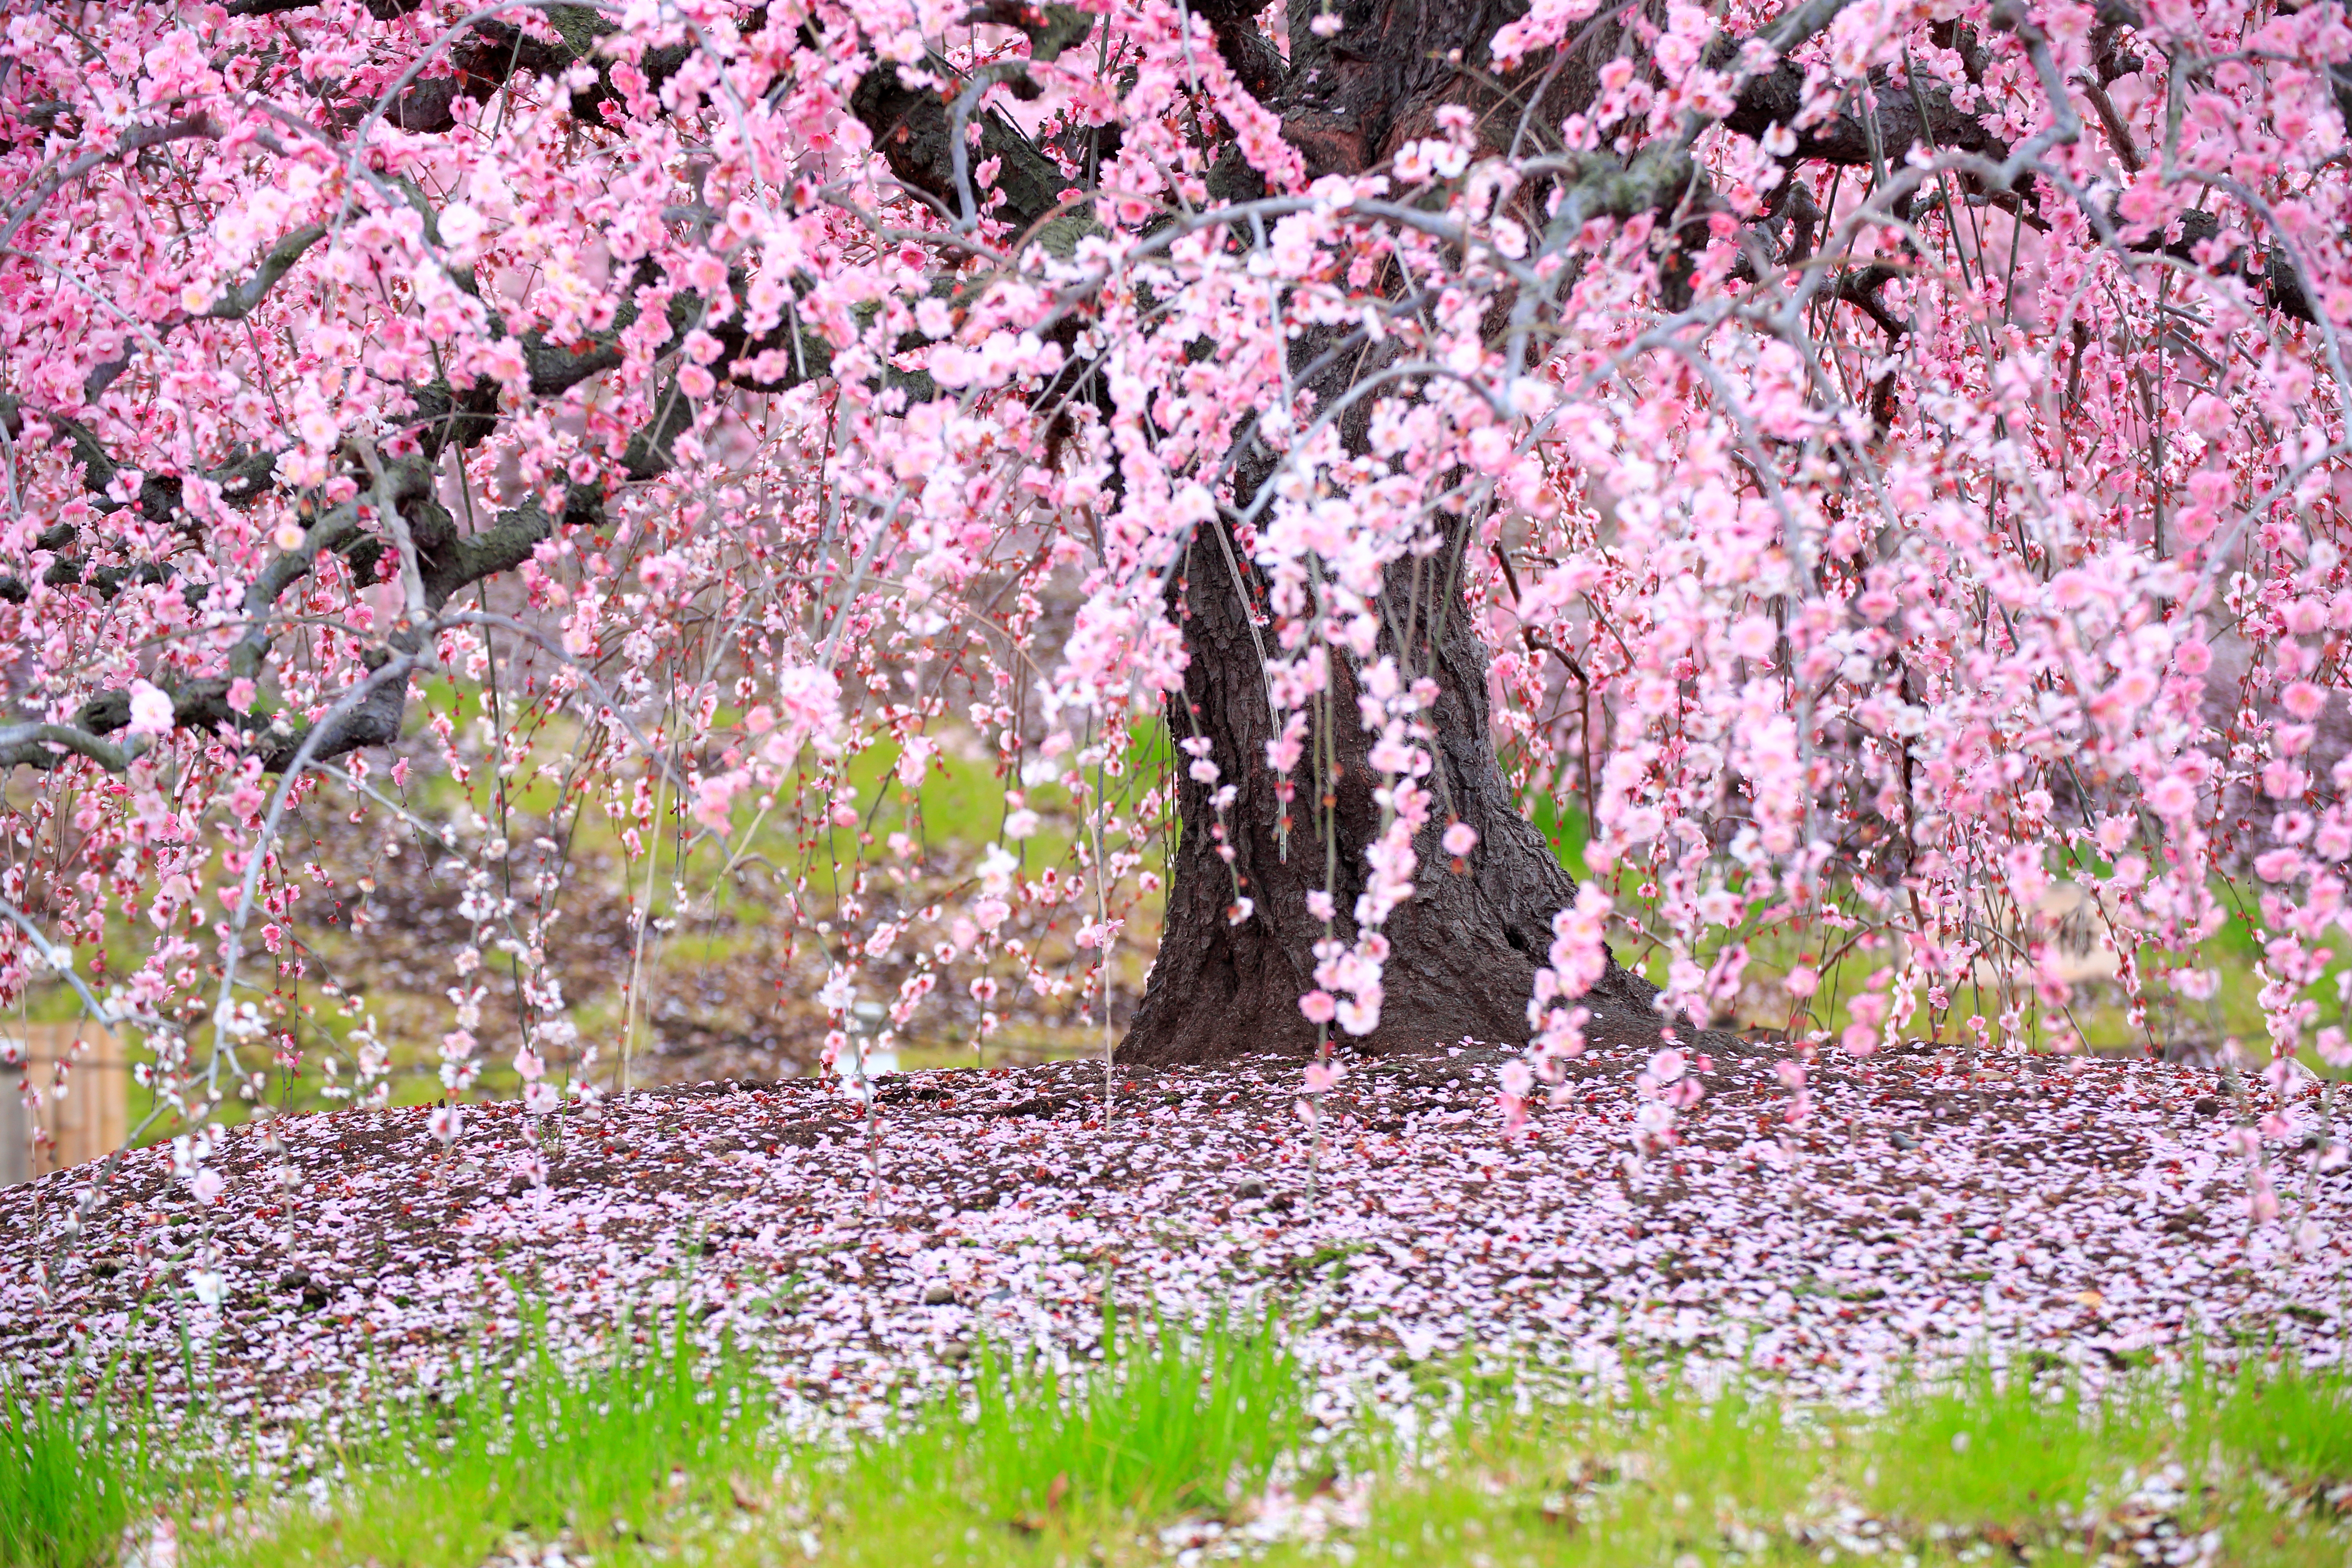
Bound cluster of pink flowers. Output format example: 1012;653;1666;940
0;0;2344;1226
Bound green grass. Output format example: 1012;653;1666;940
1;1365;149;1568
184;1303;762;1568
2208;1350;2352;1487
1864;1357;2124;1527
846;1304;1307;1529
10;1315;2352;1568
1253;1354;2352;1567
153;1301;1307;1568
1324;1369;1814;1567
1526;789;1592;879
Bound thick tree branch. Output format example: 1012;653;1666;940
203;224;329;320
1181;0;1289;102
434;494;586;603
851;63;1071;234
0;722;136;773
0;396;181;522
2119;205;2317;325
1725;69;2009;169
3;436;643;780
79;224;337;402
0;114;218;255
1697;9;2314;330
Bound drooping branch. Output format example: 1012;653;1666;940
0;421;633;779
8;0;2314;816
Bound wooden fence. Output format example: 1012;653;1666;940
1;1022;131;1185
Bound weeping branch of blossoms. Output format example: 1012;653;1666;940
0;0;2347;1238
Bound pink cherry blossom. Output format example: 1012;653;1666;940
0;0;2341;1234
125;682;173;738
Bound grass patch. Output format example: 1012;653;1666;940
1327;1370;1811;1566
185;1304;762;1568
1254;1354;2352;1568
1;1363;149;1568
12;1327;2352;1568
2208;1350;2352;1488
839;1304;1306;1538
1863;1357;2121;1527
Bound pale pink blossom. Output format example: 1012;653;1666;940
125;681;174;738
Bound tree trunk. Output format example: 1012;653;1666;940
829;0;1674;1068
1117;0;1678;1067
1119;519;1669;1065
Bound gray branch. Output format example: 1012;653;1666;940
203;223;330;321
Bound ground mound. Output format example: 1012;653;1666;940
2;1045;2343;1422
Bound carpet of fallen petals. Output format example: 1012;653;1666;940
3;1045;2345;1433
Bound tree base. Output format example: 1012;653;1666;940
1118;512;1747;1069
1116;915;1706;1068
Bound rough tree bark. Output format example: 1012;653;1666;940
1119;516;1675;1064
1117;0;1680;1064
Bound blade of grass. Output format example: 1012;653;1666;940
1;1346;149;1568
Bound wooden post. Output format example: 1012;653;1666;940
1;1022;130;1184
0;1065;22;1187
